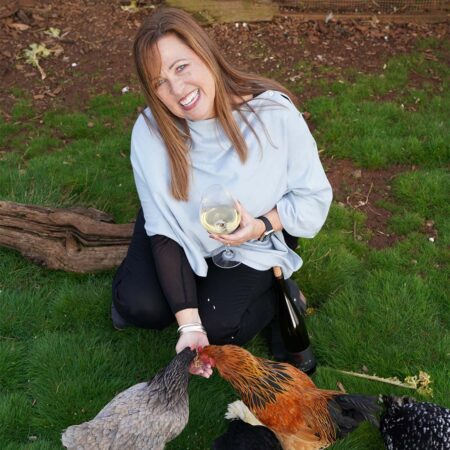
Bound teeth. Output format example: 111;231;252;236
180;89;199;106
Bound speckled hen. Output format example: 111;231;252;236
380;396;450;450
61;347;196;450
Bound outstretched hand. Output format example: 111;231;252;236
176;332;212;378
209;202;264;246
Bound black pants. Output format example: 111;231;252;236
112;209;295;346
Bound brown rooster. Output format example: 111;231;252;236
198;345;380;450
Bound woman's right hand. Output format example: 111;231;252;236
209;201;265;246
176;331;212;378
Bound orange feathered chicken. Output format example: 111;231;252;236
198;345;380;450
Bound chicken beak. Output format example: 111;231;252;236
192;354;203;370
193;352;214;370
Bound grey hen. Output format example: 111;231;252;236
62;347;196;450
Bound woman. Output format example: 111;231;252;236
112;7;332;377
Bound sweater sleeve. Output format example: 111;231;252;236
276;103;333;238
130;111;209;276
150;234;198;314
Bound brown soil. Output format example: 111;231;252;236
1;0;448;248
325;158;407;248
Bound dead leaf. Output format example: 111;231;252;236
325;12;334;24
22;43;62;80
7;22;30;31
51;44;64;57
302;111;311;120
356;25;369;34
121;0;139;12
33;94;45;100
336;381;346;393
23;43;51;79
53;86;62;95
44;27;61;38
0;1;18;19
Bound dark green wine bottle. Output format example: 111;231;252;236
273;267;316;375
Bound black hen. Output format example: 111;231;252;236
380;396;450;450
212;400;282;450
213;420;282;450
328;393;381;437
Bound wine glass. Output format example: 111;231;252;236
199;184;241;269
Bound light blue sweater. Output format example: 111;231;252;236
130;90;332;278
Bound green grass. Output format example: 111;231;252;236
0;91;143;223
307;50;450;168
0;42;449;449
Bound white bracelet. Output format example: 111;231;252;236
177;322;206;335
180;327;206;336
177;322;202;332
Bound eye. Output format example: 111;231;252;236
155;78;166;88
176;64;187;72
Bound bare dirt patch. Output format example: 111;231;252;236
324;158;408;248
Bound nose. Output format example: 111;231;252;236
168;76;184;97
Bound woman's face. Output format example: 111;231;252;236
152;34;216;121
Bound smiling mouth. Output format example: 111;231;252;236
179;89;200;109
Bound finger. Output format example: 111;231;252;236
226;229;247;241
190;366;204;376
235;200;243;215
192;368;210;378
209;234;224;242
210;235;231;245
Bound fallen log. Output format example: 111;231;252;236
0;201;133;273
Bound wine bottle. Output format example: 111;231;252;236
273;267;317;375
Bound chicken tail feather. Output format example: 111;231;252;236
328;394;381;437
225;400;264;426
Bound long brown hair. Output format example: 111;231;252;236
133;7;295;201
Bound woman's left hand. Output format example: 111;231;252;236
209;202;264;246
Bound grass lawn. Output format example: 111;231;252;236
0;40;449;449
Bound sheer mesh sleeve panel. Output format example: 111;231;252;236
149;234;199;314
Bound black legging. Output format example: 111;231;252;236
112;209;297;346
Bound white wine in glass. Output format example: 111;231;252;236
200;206;241;235
199;185;241;268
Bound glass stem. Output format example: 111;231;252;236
223;244;234;259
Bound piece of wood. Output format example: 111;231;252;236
166;0;277;24
0;201;133;273
277;11;449;24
